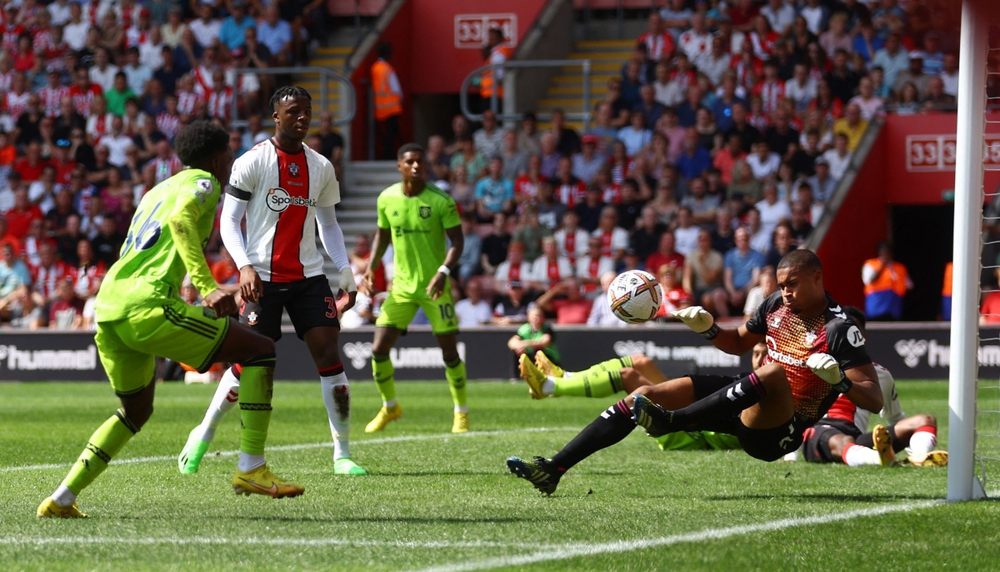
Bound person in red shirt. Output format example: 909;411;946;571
13;141;51;182
48;277;84;329
6;188;42;239
655;262;693;319
0;215;22;254
50;141;77;185
535;277;593;325
514;153;546;209
645;231;685;279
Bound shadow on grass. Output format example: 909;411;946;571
221;515;545;524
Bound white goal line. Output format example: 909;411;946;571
0;427;577;473
411;499;944;572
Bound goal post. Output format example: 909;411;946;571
948;0;990;502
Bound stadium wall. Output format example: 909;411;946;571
0;324;993;382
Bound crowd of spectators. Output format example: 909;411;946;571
345;0;962;329
0;0;343;330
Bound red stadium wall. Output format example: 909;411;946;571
351;0;549;158
818;113;1000;309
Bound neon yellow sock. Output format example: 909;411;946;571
568;355;634;378
239;356;275;455
372;353;396;402
553;368;624;398
61;410;138;494
445;358;467;407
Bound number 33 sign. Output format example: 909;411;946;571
454;13;517;49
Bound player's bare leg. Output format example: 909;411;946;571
831;432;897;466
889;414;947;466
366;326;404;432
303;325;367;474
437;332;469;433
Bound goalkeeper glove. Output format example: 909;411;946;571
806;353;852;393
671;306;719;340
339;267;357;293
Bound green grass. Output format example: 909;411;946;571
1;380;997;571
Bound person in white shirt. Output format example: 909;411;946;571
139;26;166;71
807;159;837;204
821;133;852;181
100;116;135;168
745;207;773;254
575;235;615;295
454;279;493;327
122;47;153;96
695;36;732;87
677;12;712;61
588;271;628;327
784;63;817;112
755;183;791;239
188;3;222;51
847;76;884;121
531;237;574;291
88;48;120;94
591;206;630;263
745;140;781;180
48;0;72;26
673;206;700;257
63;2;89;50
760;0;796;36
939;52;959;97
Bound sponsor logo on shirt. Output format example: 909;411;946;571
266;187;316;213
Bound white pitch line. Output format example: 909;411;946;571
0;427;576;473
413;499;944;572
0;537;560;551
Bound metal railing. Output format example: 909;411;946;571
229;67;357;128
459;59;594;131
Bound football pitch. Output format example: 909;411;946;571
2;379;998;571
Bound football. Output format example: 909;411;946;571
607;269;663;324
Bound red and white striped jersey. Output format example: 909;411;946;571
177;90;199;116
31;259;71;300
156;111;181;139
4;90;31;120
39;85;69;117
228;139;341;283
206;87;234;121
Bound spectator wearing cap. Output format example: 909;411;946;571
572;134;605;185
220;0;255;51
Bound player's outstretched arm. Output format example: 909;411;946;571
672;306;762;355
168;199;235;316
361;226;392;296
316;205;357;312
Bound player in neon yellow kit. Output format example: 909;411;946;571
361;143;467;433
36;122;302;519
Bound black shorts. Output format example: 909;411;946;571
239;275;340;341
802;417;863;464
686;374;814;462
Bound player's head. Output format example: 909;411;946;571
397;143;426;186
751;341;768;371
270;86;312;143
775;249;824;315
844;305;867;336
174;120;233;185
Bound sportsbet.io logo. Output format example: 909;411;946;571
266;187;317;213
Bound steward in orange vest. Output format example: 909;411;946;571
861;242;912;321
480;28;512;109
371;42;402;159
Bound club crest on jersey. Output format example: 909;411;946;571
805;330;818;346
288;162;300;177
266;187;317;213
247;311;258;326
419;205;431;219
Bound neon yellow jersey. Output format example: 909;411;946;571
95;169;221;321
376;182;460;298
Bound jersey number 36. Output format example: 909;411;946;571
121;201;164;256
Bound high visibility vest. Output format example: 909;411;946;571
942;262;953;297
371;59;402;121
481;45;512;98
863;258;909;297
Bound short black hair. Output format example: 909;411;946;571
269;85;311;110
397;142;424;159
174;120;229;167
777;249;823;274
844;306;866;329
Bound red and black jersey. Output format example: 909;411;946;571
745;291;871;423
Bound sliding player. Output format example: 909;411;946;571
360;143;468;433
38;122;301;518
507;250;884;494
178;86;366;476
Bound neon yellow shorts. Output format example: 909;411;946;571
376;286;459;335
96;298;230;397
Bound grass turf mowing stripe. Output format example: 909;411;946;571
0;427;577;473
0;537;561;550
413;500;944;572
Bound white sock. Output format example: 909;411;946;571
454;404;468;413
321;372;351;460
909;430;937;456
383;398;397;408
196;367;241;443
541;378;555;396
52;485;76;506
843;443;881;466
238;453;265;472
